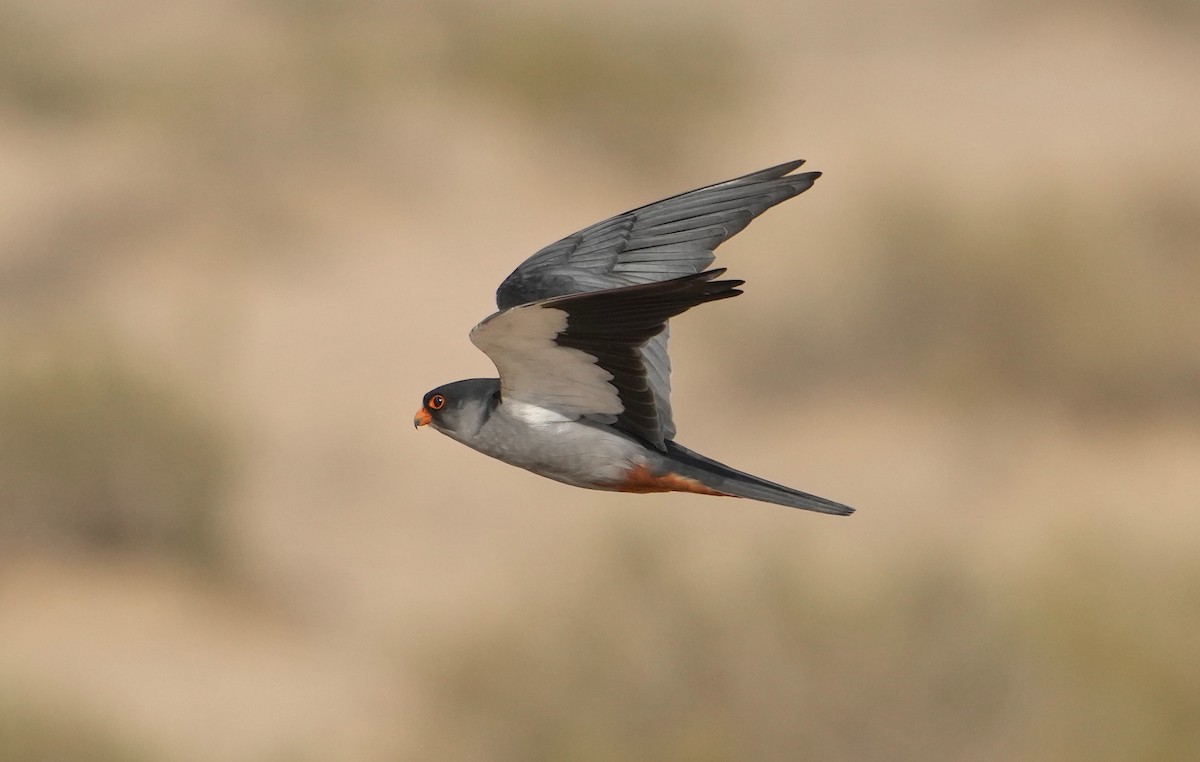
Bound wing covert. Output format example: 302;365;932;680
471;271;743;449
489;160;820;448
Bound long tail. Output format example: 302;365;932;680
664;441;854;516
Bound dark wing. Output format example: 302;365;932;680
495;160;820;307
494;160;820;442
471;271;742;450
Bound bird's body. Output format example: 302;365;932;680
425;378;640;490
415;161;854;516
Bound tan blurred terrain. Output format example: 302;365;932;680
2;0;1199;760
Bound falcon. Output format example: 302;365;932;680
414;160;853;515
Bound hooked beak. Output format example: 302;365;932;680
413;406;432;428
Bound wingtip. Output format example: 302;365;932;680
777;159;821;178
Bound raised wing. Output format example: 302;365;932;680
470;271;743;450
495;160;819;308
494;160;820;442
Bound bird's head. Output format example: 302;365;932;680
414;378;501;439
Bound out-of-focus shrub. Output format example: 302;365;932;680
0;344;231;565
439;3;746;169
410;525;1200;761
738;175;1200;417
0;690;150;762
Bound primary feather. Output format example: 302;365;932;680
494;160;820;445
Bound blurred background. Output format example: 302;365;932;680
2;0;1198;759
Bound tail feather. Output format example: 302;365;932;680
664;441;854;516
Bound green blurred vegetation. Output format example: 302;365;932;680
413;526;1200;761
0;340;231;564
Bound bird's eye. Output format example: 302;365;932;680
428;394;446;410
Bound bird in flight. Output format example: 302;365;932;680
414;161;853;515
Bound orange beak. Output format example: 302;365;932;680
413;406;432;428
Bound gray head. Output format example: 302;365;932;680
413;378;501;440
